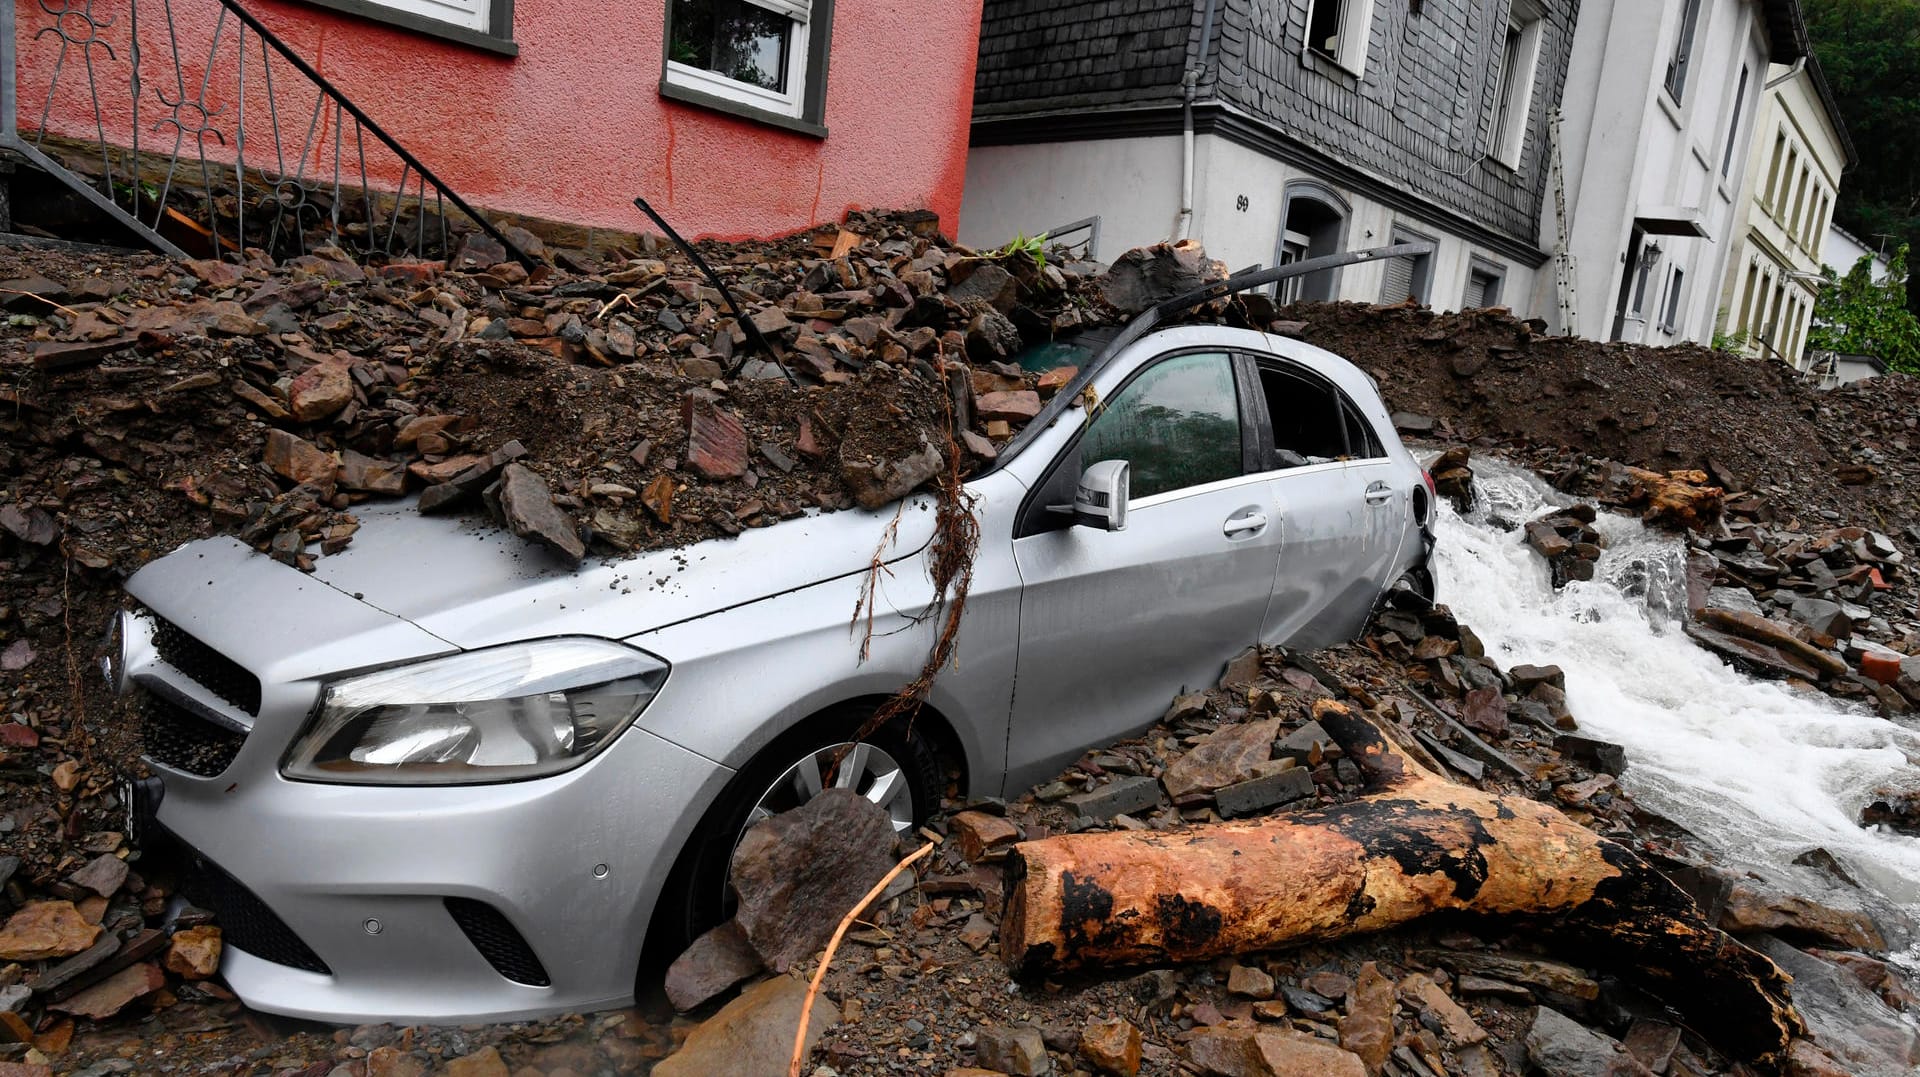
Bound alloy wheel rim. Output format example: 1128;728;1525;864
746;741;915;837
722;741;915;906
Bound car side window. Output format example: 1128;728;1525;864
1256;362;1347;468
1341;398;1386;459
1253;359;1387;467
1079;351;1242;500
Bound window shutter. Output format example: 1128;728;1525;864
1380;256;1415;304
1464;275;1487;310
744;0;811;23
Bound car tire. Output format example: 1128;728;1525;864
646;704;944;962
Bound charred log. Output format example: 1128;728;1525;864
1000;701;1802;1073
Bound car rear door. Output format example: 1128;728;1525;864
1248;355;1391;649
1004;349;1280;792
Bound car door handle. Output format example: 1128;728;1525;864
1364;481;1393;505
1223;510;1268;537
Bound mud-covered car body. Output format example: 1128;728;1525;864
113;320;1433;1023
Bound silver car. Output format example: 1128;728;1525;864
109;319;1435;1024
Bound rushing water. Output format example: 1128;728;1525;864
1432;460;1920;924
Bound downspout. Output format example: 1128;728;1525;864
1764;56;1805;91
1175;0;1220;241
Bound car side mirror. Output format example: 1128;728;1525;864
1075;460;1130;531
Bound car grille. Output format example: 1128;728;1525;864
174;841;332;975
445;898;551;987
146;610;262;715
139;693;248;778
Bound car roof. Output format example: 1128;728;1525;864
1127;323;1382;408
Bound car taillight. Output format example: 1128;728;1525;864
1419;470;1436;525
1421;469;1436;500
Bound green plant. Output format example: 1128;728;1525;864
995;232;1049;269
1808;244;1920;373
1711;327;1748;354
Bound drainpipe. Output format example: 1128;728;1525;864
1764;57;1805;91
1175;0;1220;242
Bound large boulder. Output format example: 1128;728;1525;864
730;787;899;972
1098;240;1227;315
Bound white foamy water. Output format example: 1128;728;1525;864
1432;461;1920;920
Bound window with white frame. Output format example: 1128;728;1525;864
1664;0;1702;102
296;0;513;50
1488;1;1544;167
1660;266;1686;333
664;0;829;127
1304;0;1376;76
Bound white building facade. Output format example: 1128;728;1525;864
1824;224;1890;283
1536;0;1811;346
960;0;1581;317
1714;57;1853;370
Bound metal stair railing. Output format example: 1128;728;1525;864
1;0;531;266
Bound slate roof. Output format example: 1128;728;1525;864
974;0;1197;114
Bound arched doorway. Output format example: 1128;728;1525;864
1276;182;1350;303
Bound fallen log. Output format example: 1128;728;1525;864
1000;701;1803;1073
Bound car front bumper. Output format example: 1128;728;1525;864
145;724;728;1024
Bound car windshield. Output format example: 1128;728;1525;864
1011;327;1121;374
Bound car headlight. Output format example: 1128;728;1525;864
282;638;669;785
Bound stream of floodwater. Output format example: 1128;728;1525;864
1432;460;1920;940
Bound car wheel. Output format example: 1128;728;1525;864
1399;565;1436;605
648;705;944;959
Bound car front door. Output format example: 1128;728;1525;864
1004;350;1280;792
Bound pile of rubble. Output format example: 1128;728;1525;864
0;841;225;1059
1295;301;1920;537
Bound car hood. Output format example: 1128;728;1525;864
300;496;940;650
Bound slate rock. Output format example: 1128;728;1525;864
842;435;942;510
49;962;165;1020
1251;1032;1368;1077
1081;1015;1142;1076
1719;878;1885;951
443;1047;509;1077
164;925;222;980
1062;775;1162;821
665;919;763;1012
1791;596;1852;638
1524;1006;1654;1076
730;787;897;972
0;504;57;546
1161;719;1282;800
950;263;1018;309
1099;241;1224;314
949;810;1021;862
976;1025;1050;1076
1340;961;1396;1075
289;359;355;422
67;855;128;899
1215;765;1313;817
1275;721;1333;764
0;902;102;961
655;975;839;1077
1553;734;1626;776
976;390;1042;422
1755;937;1920;1077
264;429;337;489
1460;686;1509;736
494;463;584;563
683;395;750;480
